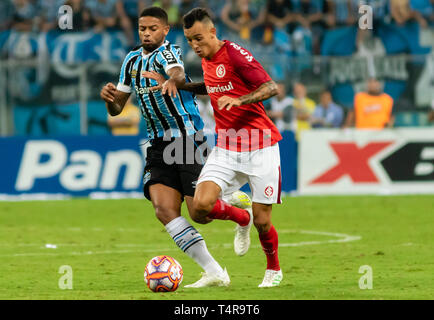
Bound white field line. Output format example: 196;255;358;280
0;229;361;257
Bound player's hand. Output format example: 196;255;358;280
217;96;242;111
142;71;165;92
162;79;178;98
100;82;117;103
142;71;178;98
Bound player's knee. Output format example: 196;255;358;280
192;197;213;221
253;215;272;234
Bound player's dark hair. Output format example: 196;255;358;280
140;6;168;25
182;8;212;29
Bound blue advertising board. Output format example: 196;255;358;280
0;132;297;199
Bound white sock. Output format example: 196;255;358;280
165;216;224;275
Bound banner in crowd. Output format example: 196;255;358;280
298;128;434;195
1;25;434;109
321;23;434;111
0;132;298;199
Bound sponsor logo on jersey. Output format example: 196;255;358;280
216;64;226;78
206;81;234;94
135;85;153;95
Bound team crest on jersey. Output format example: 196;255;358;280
131;70;137;78
264;186;274;198
216;64;226;78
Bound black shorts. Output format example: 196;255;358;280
143;131;210;201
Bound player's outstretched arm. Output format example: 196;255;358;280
100;82;130;116
218;80;278;111
143;70;208;95
180;82;208;95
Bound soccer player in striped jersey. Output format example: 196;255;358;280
100;7;229;288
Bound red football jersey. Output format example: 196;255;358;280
202;40;282;152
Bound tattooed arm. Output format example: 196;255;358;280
217;80;278;111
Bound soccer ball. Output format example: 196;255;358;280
144;255;183;292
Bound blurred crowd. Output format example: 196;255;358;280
264;78;399;139
1;0;433;135
1;0;433;52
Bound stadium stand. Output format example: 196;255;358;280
0;0;433;137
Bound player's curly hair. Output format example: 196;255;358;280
183;8;213;29
140;6;168;25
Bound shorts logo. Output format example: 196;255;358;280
216;64;226;78
143;170;151;185
264;186;274;198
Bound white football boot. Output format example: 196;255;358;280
184;268;230;288
230;191;253;256
258;269;283;288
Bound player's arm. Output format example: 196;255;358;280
161;66;186;98
179;82;208;95
217;80;278;111
100;83;130;116
144;70;208;95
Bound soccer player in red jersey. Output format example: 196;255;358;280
184;8;283;288
145;8;283;287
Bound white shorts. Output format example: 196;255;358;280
197;143;282;204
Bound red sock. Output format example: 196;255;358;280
259;225;280;271
207;199;250;226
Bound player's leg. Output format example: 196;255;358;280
175;142;230;288
248;143;283;287
190;148;251;226
182;195;230;288
192;180;252;226
148;183;229;287
252;202;282;287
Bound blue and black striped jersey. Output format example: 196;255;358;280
117;40;204;139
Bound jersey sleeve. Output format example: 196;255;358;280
226;43;272;89
117;52;138;93
155;45;184;74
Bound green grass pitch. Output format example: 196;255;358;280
0;195;433;300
